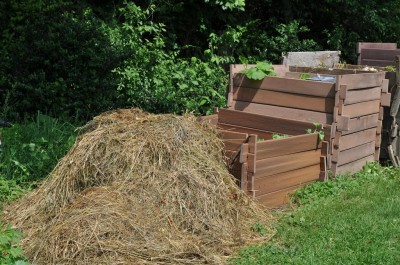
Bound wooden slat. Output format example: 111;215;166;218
340;86;382;105
375;147;380;161
253;164;320;197
218;123;275;140
233;86;335;113
333;128;377;151
289;66;369;75
250;149;321;177
381;93;391;107
255;181;315;207
332;141;376;166
240;143;249;163
360;48;400;61
219;130;248;140
339;100;380;118
197;114;218;125
332;155;375;175
360;59;395;67
357;42;397;53
230;101;333;125
255;133;320;160
337;73;385;90
218;109;318;136
233;74;336;98
339;114;380;135
224;139;245;151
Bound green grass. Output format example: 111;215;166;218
0;113;77;206
232;163;400;265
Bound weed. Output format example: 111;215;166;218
0;224;29;264
306;122;324;141
240;61;277;80
299;73;311;80
272;133;289;140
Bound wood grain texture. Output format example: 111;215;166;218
233;86;335;113
253;164;320;197
333;128;377;150
229;101;333;124
337;72;385;90
255;133;320;160
217;123;275;140
218;109;317;136
249;149;321;177
341;86;382;105
357;42;397;53
338;100;380;118
361;48;400;61
255;181;315;207
233;74;335;97
332;141;376;166
332;155;375;175
339;114;380;135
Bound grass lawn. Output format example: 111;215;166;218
232;163;400;265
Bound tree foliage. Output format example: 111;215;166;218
1;0;400;120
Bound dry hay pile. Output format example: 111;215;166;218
4;108;273;265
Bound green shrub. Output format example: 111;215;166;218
0;224;29;265
113;3;228;115
0;0;123;120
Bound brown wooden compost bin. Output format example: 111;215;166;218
216;109;328;207
229;64;390;176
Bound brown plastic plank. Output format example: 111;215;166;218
255;133;320;160
255;181;315;207
338;100;380;118
219;130;248;140
375;147;380;161
217;123;275;140
338;114;380;135
360;59;395;67
224;140;245;152
357;42;397;53
240;143;249;163
332;141;376;166
253;164;320;197
361;48;400;61
218;109;317;136
289;66;369;75
333;128;377;151
230;101;333;125
233;74;336;98
233;86;335;113
337;73;385;90
381;92;391;107
197;114;218;125
340;86;382;105
382;78;389;93
249;149;321;177
332;155;375;176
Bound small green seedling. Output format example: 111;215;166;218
299;73;311;80
384;65;396;72
256;137;265;142
306;122;324;141
240;61;277;80
272;133;289;140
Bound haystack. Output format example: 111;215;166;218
4;108;273;264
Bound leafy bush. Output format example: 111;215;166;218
0;224;29;265
0;0;123;120
113;3;228;115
